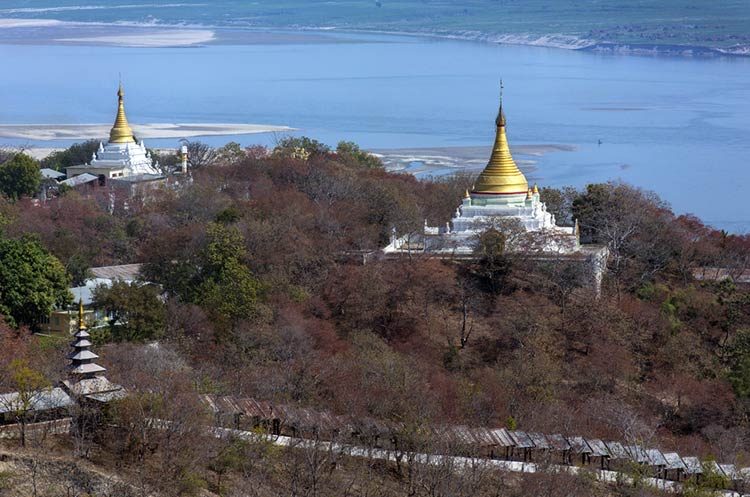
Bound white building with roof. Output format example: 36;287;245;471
65;85;162;182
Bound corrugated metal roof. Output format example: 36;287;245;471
197;393;744;481
61;173;98;187
645;448;667;467
470;427;500;446
604;441;629;460
450;425;479;445
40;168;65;179
719;464;738;480
568;436;592;454
546;434;571;451
509;430;535;448
0;387;74;414
705;460;725;477
90;264;142;281
682;457;703;474
662;452;687;471
528;432;551;449
625;445;649;464
586;438;610;457
489;428;515;447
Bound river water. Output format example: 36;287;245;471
0;30;748;231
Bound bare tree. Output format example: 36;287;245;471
182;139;218;170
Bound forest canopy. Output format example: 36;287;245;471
1;138;750;496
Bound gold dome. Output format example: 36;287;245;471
472;90;528;195
109;84;136;144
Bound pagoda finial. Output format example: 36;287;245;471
109;81;136;144
78;298;86;331
533;183;539;194
464;188;470;199
495;80;506;127
472;84;528;195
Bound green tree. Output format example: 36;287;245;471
198;223;262;325
336;141;383;169
0;359;51;447
274;136;330;159
0;235;71;328
215;142;246;165
149;148;181;175
727;328;750;398
92;280;166;342
0;153;42;200
539;186;577;226
39;139;99;172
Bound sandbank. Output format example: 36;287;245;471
0;123;293;141
371;145;577;177
58;29;215;47
0;18;360;47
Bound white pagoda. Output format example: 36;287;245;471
66;85;161;181
384;86;584;256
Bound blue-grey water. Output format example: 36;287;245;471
0;27;748;231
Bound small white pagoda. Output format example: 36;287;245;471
66;85;161;181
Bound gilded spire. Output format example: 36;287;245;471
109;83;136;144
472;82;529;195
533;183;539;194
464;188;470;199
78;298;86;331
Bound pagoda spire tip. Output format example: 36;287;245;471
78;298;86;331
495;79;506;127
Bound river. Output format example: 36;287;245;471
0;29;748;231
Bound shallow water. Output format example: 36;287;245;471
0;30;748;231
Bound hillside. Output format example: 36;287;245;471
1;138;750;496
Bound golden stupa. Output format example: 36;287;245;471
109;84;136;144
471;87;529;195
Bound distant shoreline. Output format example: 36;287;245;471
0;17;746;57
304;27;750;58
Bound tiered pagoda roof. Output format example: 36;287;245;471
67;300;106;378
